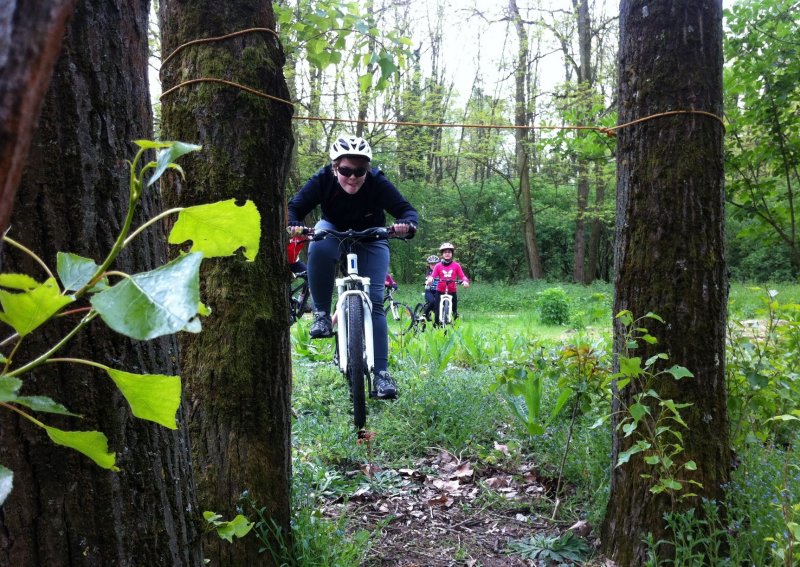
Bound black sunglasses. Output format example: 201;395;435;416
337;165;368;178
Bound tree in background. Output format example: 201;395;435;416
0;1;201;564
159;1;294;563
724;0;800;277
602;0;729;563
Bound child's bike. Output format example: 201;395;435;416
307;226;404;429
384;286;416;335
438;279;464;326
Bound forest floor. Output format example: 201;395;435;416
319;443;606;566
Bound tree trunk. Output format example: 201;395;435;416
0;0;76;244
510;0;544;279
602;1;729;564
159;1;294;564
571;0;593;284
0;1;202;565
573;163;589;283
586;160;607;280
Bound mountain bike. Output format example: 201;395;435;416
307;226;404;429
383;285;415;335
289;270;310;325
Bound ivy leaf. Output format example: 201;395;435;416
168;199;261;261
0;376;22;401
147;142;202;187
14;396;80;416
90;253;202;341
107;369;180;429
665;365;694;380
57;252;106;292
0;465;12;506
0;273;40;290
44;426;118;470
0;278;74;337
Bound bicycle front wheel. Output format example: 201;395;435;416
346;295;367;429
389;302;414;335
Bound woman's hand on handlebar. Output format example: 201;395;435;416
391;221;414;237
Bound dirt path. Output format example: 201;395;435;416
320;449;602;566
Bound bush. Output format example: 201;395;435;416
536;287;571;325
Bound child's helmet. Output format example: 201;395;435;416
439;242;455;252
426;255;440;263
329;135;372;161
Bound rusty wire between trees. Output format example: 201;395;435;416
158;27;726;136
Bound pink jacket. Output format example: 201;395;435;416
430;262;468;293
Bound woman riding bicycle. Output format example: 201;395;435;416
287;134;418;399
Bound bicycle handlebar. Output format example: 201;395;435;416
304;226;413;242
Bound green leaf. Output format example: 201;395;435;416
146;142;202;187
57;252;104;292
107;368;180;429
645;353;667;366
629;402;650;423
665;365;694;380
549;387;573;422
644;455;660;465
134;140;174;150
0;465;12;506
168;199;261;261
662;479;682;490
14;396;80;417
358;74;373;92
615;310;633;326
0;273;40;290
0;376;22;401
684;460;697;471
619;357;642;377
44;426;118;470
90;253;202;340
617;440;651;467
0;277;74;336
644;312;665;323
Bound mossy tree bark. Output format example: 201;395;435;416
602;1;729;564
159;1;294;564
0;1;202;565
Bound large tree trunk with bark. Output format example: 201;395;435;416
159;1;294;564
0;0;76;246
602;1;729;564
0;1;202;565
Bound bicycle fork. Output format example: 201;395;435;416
335;254;375;389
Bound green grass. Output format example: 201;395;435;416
288;281;800;565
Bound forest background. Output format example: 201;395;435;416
173;0;793;285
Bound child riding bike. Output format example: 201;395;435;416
423;254;440;321
425;242;469;325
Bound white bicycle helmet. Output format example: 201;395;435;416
329;134;372;161
426;255;440;263
439;242;455;252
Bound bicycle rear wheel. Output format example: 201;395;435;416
346;295;367;429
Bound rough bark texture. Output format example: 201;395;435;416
0;1;202;565
159;1;294;564
602;1;729;564
0;0;76;244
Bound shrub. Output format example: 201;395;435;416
536;287;571;325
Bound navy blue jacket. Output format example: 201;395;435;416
288;165;418;231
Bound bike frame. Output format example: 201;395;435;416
438;290;454;324
334;253;375;378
